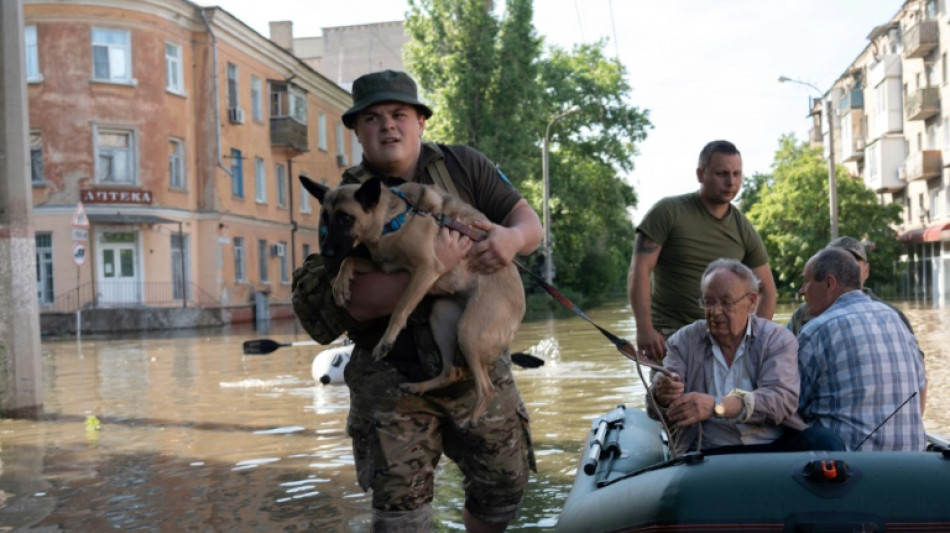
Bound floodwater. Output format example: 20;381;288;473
1;301;948;532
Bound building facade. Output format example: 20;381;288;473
25;0;359;326
816;0;950;305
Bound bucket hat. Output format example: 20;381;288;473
827;236;868;262
342;70;433;129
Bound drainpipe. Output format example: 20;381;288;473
199;8;231;177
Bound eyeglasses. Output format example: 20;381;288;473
698;291;752;312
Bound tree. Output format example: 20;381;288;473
746;135;902;297
405;1;652;301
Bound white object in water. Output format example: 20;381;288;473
311;344;353;385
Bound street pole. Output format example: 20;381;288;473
779;76;839;240
542;106;580;285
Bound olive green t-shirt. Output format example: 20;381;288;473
637;192;768;330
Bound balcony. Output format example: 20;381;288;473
903;19;939;59
844;137;865;162
838;88;863;112
270;117;308;152
900;150;942;182
905;87;940;121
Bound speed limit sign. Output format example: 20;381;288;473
72;242;87;266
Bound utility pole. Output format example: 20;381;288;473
0;0;44;417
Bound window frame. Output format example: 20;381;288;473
254;156;266;203
25;25;42;82
30;130;44;185
36;232;54;305
233;236;246;283
276;162;287;207
169;138;185;190
227;62;239;110
318;112;327;151
300;180;311;214
94;125;137;185
251;75;263;121
165;41;184;94
230;148;244;198
279;240;290;284
91;27;133;84
258;239;269;284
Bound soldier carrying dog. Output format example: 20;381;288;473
292;70;542;532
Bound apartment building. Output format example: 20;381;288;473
24;0;358;327
814;0;950;305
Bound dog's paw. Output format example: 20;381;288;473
331;277;352;306
372;342;393;361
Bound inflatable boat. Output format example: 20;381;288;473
557;405;950;532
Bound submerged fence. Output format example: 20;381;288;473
41;282;222;314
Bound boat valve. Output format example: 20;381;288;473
803;459;850;484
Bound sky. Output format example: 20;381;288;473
197;0;903;222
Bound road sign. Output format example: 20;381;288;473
72;228;89;242
72;242;87;266
72;201;90;229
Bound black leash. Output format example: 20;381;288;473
853;391;918;450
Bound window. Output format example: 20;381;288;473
943;53;948;85
227;62;239;110
30;131;43;184
351;131;363;165
276;163;287;207
96;128;135;184
258;239;269;283
165;42;183;93
279;241;289;283
255;156;266;202
251;76;262;121
25;25;41;82
169;138;185;189
36;232;53;305
929;187;941;218
92;28;132;83
233;237;246;282
318;112;327;150
269;82;307;123
300;180;311;213
302;243;311;259
230;148;243;198
336;124;346;162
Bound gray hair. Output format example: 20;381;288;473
809;248;861;290
698;140;741;169
700;258;761;294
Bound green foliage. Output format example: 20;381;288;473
737;172;772;213
746;135;902;297
404;1;652;301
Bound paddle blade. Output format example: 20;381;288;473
242;339;287;355
511;352;545;369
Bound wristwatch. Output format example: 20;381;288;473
713;395;726;418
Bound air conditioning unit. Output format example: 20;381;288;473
228;107;245;124
336;153;348;167
270;243;286;257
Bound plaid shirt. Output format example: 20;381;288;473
798;291;926;451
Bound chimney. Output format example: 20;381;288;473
269;21;293;51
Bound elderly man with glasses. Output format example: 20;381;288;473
649;258;843;455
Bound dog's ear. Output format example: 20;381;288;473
354;177;382;211
299;175;329;203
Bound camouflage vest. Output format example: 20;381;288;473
290;143;459;378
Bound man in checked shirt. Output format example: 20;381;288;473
797;247;927;451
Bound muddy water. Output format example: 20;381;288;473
1;301;947;532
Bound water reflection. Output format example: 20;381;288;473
0;301;947;531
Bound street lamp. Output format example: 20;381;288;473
778;75;839;240
542;105;581;285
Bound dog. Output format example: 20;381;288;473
300;175;526;421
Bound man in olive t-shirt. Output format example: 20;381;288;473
627;140;777;361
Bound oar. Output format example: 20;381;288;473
243;338;340;355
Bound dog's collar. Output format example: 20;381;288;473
382;188;414;235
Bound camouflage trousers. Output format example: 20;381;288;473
344;347;536;528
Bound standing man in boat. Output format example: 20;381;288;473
292;70;542;532
628;140;777;362
650;259;841;455
797;248;927;451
